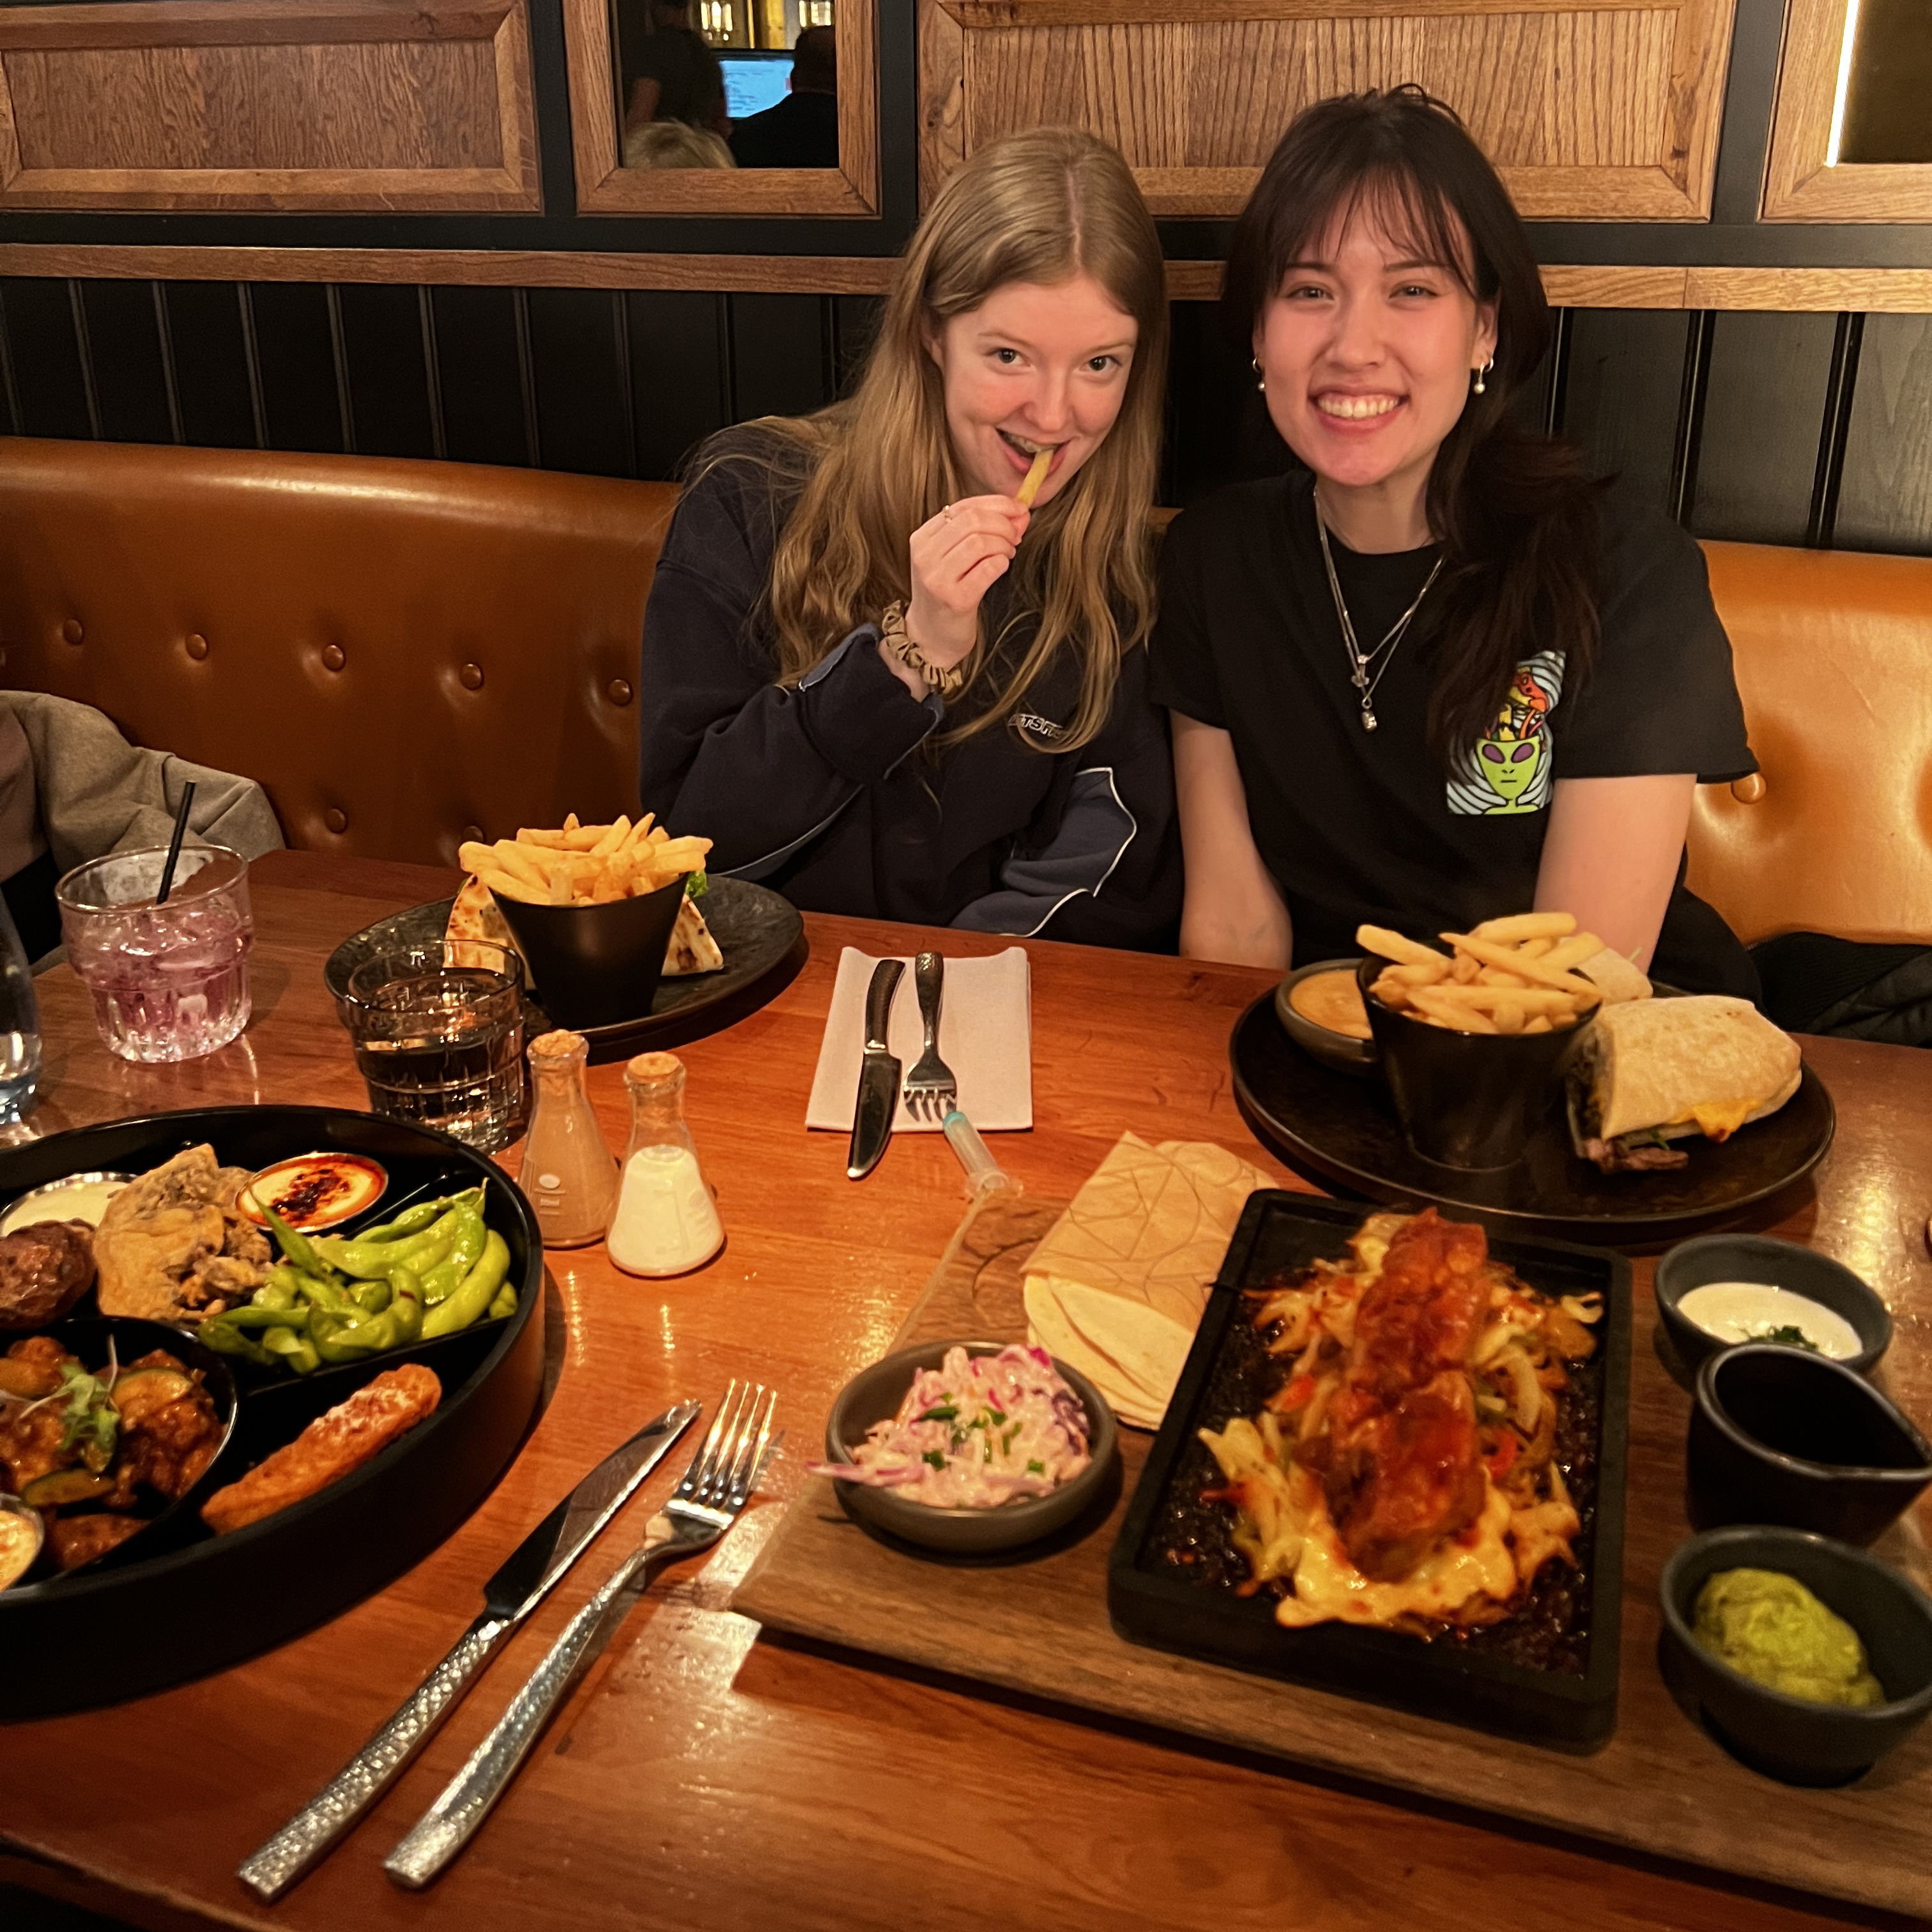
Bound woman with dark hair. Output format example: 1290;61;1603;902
1152;86;1757;995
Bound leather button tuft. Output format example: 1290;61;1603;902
186;632;210;661
461;824;484;844
606;678;634;707
61;619;82;645
321;644;346;672
459;663;484;691
1731;773;1767;804
324;808;349;834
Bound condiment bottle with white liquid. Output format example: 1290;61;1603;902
607;1052;724;1276
519;1029;619;1247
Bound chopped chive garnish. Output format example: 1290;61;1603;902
1027;1459;1045;1475
922;1450;945;1469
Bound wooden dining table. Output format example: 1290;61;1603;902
4;848;1929;1932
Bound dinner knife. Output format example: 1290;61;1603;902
234;1399;700;1903
847;957;905;1180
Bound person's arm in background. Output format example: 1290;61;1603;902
1534;772;1695;968
1172;712;1292;968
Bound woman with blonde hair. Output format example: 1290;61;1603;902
637;129;1179;947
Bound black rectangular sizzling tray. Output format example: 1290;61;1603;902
1107;1191;1631;1750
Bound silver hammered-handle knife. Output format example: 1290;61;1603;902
235;1399;698;1903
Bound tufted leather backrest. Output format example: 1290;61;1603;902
1689;540;1932;948
0;436;677;865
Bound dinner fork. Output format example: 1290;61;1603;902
901;950;958;1121
382;1382;778;1890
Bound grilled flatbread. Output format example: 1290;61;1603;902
443;878;723;977
666;896;724;976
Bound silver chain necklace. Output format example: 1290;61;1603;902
1313;489;1443;732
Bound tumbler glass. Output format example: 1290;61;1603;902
56;844;254;1064
343;941;526;1151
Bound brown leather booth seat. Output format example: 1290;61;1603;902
1;438;1927;951
0;436;677;865
1689;541;1932;947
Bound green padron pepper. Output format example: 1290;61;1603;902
211;1303;310;1333
310;1303;403;1364
421;1230;510;1340
388;1264;425;1346
311;1192;480;1280
262;1325;322;1376
349;1276;393;1315
418;1207;487;1307
199;1317;277;1367
256;1197;330;1277
354;1193;465;1243
487;1283;518;1322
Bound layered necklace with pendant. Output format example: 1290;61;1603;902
1313;487;1444;733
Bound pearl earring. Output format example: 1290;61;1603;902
1252;357;1266;393
1473;356;1494;395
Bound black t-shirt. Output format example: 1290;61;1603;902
618;18;724;126
1149;471;1759;995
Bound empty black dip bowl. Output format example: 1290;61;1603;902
1689;1343;1932;1544
1659;1524;1932;1784
497;874;687;1029
1356;953;1592;1170
1656;1234;1890;1380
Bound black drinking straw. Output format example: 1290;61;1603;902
154;780;197;905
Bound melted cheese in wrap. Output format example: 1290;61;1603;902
1574;995;1801;1145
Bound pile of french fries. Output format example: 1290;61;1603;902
1356;912;1609;1036
459;813;712;908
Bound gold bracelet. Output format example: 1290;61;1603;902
879;601;965;697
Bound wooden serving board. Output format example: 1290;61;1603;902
733;1190;1932;1921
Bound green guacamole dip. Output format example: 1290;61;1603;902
1692;1567;1885;1707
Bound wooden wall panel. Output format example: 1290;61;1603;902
1690;310;1836;544
1762;0;1932;223
0;0;539;211
921;0;1736;220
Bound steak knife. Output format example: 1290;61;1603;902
235;1399;700;1903
847;957;905;1180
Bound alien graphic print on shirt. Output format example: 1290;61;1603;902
1446;650;1565;816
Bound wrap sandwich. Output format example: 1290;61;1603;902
1567;995;1802;1173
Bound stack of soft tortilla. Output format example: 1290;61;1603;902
1022;1133;1274;1429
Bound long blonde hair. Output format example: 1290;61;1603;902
726;129;1167;752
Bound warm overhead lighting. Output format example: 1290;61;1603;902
801;1;832;22
701;1;734;35
1826;0;1863;165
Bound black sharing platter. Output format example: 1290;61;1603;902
1107;1191;1631;1750
0;1106;545;1719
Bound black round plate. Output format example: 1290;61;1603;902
0;1106;546;1717
325;875;807;1062
1229;993;1836;1246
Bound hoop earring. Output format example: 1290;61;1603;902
1252;357;1266;394
1473;356;1494;395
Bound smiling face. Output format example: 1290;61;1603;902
926;274;1138;504
1253;197;1497;528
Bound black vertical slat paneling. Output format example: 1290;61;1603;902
626;288;728;480
1833;313;1932;556
727;292;834;422
1666;309;1716;526
325;286;356;452
336;282;436;460
432;285;530;468
417;288;447;461
1555;309;1693;509
831;295;882;395
1501;321;1556;439
67;282;103;439
0;278;92;441
611;291;639;480
1543;308;1573;438
249;282;345;454
164;283;259;449
513;289;541;468
1689;311;1838;546
236;288;270;448
0;288;22;435
525;287;631;477
1808;314;1863;546
78;279;173;445
150;284;185;444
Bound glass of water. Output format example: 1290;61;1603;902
56;845;254;1064
343;942;526;1152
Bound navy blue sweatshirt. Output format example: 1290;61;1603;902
637;434;1181;949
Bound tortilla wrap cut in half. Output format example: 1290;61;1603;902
1570;994;1802;1149
1023;1271;1193;1432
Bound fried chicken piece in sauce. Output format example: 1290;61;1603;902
1321;1209;1491;1581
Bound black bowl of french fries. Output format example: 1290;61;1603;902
1356;914;1609;1170
459;815;712;1031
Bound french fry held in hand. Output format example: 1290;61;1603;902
1357;913;1613;1036
459;815;713;910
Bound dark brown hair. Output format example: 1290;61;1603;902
1224;86;1604;765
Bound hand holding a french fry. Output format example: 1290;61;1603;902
1356;912;1635;1036
459;813;712;908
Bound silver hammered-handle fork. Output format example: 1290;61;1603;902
383;1383;778;1890
901;950;958;1121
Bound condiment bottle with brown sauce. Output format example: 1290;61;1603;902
519;1030;619;1247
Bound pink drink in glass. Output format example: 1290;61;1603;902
56;845;254;1064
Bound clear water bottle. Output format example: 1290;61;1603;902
0;894;40;1127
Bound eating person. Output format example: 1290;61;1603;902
636;129;1180;949
1151;87;1759;997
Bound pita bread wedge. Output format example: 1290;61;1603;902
445;875;524;972
664;896;724;976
